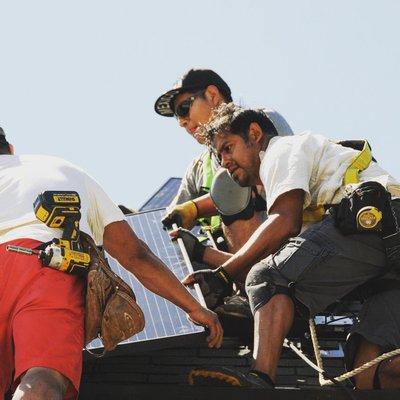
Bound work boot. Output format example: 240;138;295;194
188;367;273;388
214;294;252;319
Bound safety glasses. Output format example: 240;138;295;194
174;90;204;118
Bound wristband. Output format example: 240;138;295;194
215;266;233;285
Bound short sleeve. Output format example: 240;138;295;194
84;173;125;245
169;153;207;207
260;135;319;213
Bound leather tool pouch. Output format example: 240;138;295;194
80;232;145;355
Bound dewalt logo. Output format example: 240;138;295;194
54;195;80;203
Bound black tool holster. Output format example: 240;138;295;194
331;181;400;271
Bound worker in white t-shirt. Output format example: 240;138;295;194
156;69;293;320
0;128;222;400
183;104;400;391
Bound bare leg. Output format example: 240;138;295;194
379;355;400;389
353;338;380;389
12;367;68;400
354;338;400;389
252;294;295;381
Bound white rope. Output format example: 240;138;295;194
308;318;400;386
283;338;324;373
308;318;326;385
172;223;207;308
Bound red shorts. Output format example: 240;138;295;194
0;239;85;399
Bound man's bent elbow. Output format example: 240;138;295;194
282;216;302;239
119;240;150;272
104;221;150;267
288;223;301;238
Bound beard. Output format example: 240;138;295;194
231;169;252;187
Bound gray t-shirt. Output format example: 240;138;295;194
169;150;220;208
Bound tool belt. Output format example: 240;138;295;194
80;232;145;355
303;139;374;223
331;182;400;273
382;199;400;272
330;181;392;235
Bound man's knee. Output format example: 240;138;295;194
12;367;68;400
379;355;400;389
245;262;291;314
350;337;400;390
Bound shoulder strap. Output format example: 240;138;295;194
303;139;373;222
198;152;221;230
339;140;373;185
201;152;214;194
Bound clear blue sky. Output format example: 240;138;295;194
1;1;399;208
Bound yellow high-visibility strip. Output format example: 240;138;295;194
343;140;372;186
302;140;372;222
198;152;222;230
202;152;214;193
302;205;327;223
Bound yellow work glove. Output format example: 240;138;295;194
161;201;198;229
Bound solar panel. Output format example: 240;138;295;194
140;177;182;211
86;208;205;355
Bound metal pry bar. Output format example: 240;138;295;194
172;223;207;308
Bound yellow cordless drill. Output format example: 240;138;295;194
7;191;90;275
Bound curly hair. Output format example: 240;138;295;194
195;102;278;147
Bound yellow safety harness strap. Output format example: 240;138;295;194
302;206;327;223
303;140;373;223
343;140;372;186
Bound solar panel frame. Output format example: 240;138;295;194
85;208;206;357
139;177;182;211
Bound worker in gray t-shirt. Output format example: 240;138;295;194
154;68;293;252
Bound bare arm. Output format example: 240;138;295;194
168;227;231;268
193;193;218;217
103;220;223;347
222;189;304;278
104;221;202;311
202;246;232;268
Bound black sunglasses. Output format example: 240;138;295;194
174;91;205;118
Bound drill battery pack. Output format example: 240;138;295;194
34;191;81;241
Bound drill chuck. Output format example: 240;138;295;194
40;242;90;275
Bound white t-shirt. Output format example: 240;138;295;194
0;154;125;245
259;133;400;213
